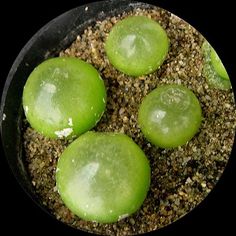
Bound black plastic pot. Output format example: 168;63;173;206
1;0;235;235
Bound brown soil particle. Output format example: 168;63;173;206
23;6;236;236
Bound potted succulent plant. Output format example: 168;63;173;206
1;0;235;235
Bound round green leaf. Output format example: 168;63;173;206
23;57;106;139
210;47;229;80
105;16;169;76
56;132;150;223
138;84;202;148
